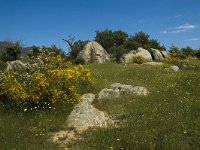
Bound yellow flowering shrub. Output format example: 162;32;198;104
132;56;147;64
164;53;197;66
0;52;91;111
164;56;183;64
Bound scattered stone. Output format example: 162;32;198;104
165;65;179;72
78;41;110;64
98;83;149;99
51;84;149;146
144;62;164;66
150;48;164;61
67;93;113;131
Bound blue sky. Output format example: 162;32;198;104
0;0;200;52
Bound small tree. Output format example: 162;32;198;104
181;46;195;57
95;29;115;52
70;40;89;59
1;41;22;61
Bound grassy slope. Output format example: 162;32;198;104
0;60;200;150
73;61;200;150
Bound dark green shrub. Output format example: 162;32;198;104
0;60;7;71
74;57;85;64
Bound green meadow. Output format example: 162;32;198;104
0;60;200;150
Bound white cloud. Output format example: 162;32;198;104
174;15;184;18
169;14;184;19
175;24;198;30
160;23;199;34
184;38;200;42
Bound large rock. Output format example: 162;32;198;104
67;94;113;131
165;65;179;72
78;41;110;64
121;47;152;63
98;83;149;99
160;51;169;58
6;60;27;72
121;50;136;63
150;48;164;61
136;47;153;62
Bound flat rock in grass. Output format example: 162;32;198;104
67;93;113;131
98;88;120;99
165;65;179;72
111;83;149;96
111;83;134;94
131;86;149;95
144;62;164;66
98;83;149;99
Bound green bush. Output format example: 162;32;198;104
74;57;85;64
0;52;91;112
0;60;7;71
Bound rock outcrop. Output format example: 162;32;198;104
52;83;149;146
121;47;152;63
160;51;169;58
122;50;136;63
78;41;110;64
98;83;149;99
66;93;113;131
150;48;164;61
136;47;153;62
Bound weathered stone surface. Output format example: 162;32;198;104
6;60;27;72
136;47;153;62
78;41;110;64
67;94;113;131
121;47;152;63
165;65;179;72
98;88;120;99
111;83;134;94
121;50;136;63
131;86;149;95
98;83;149;99
160;51;169;58
150;48;164;61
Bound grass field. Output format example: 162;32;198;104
0;60;200;150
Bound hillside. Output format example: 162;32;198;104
0;59;200;149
